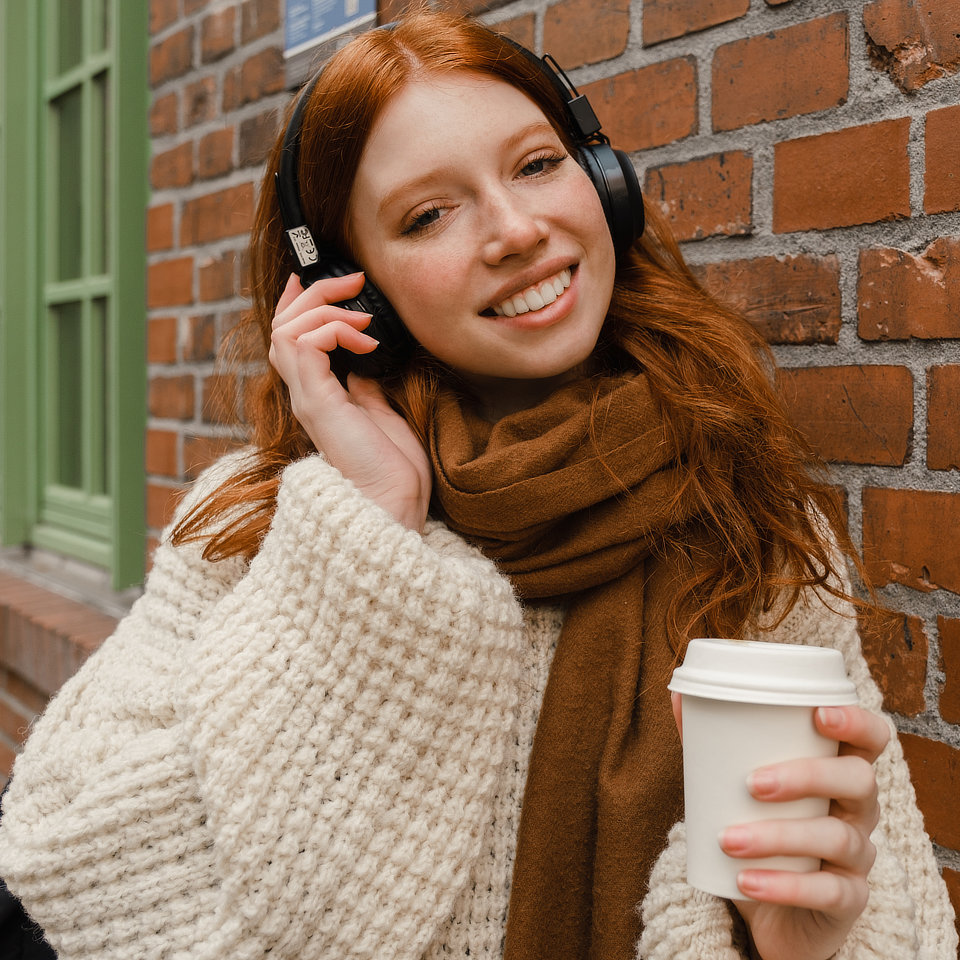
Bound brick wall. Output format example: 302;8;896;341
3;0;959;927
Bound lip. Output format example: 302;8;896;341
488;264;579;331
482;258;578;316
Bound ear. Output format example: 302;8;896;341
671;691;683;742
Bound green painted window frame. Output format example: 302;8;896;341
0;0;148;590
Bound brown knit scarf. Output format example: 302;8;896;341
427;374;708;960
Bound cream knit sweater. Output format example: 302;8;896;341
0;453;955;960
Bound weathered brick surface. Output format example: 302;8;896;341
146;428;179;477
644;151;753;241
858;606;928;716
774;119;911;233
927;366;960;470
180;183;255;245
939;617;960;725
201;8;236;63
858;238;960;341
777;365;913;466
184;76;219;127
147;316;178;364
151;141;194;189
925;104;960;214
494;12;535;48
899;733;960;851
241;0;281;44
864;0;960;92
148;256;194;308
712;14;849;132
149;375;196;420
583;58;697;153
197;127;235;180
150;92;179;135
198;251;238;302
150;27;194;87
147;203;175;251
543;0;629;68
692;254;841;344
862;488;960;594
643;0;749;46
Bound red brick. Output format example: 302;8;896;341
150;0;178;35
184;75;218;128
146;203;174;252
184;0;209;12
864;0;960;93
147;316;178;364
239;109;281;168
774;119;910;233
543;0;629;68
643;0;749;46
184;315;217;362
201;8;236;63
0;742;15;784
899;733;960;850
928;365;960;470
644;151;752;242
149;375;196;420
925;104;960;214
583;58;697;153
198;251;237;302
241;0;281;44
151;141;193;190
184;434;246;480
858;238;960;341
150;91;179;136
777;365;912;466
146;481;185;530
863;488;960;593
197;127;235;180
939;617;960;725
692;254;841;345
1;667;48;717
180;183;255;245
238;47;284;107
147;256;194;308
858;606;928;716
203;373;240;424
493;13;535;50
0;698;33;746
224;311;263;363
712;14;849;132
150;27;194;87
146;427;179;477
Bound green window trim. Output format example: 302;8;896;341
0;0;148;590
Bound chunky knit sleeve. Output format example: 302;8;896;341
637;584;958;960
0;454;525;960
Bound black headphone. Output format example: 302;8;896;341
274;30;645;382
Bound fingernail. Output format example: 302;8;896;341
747;767;778;797
737;872;765;897
720;826;749;853
817;706;843;726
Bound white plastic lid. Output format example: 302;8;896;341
668;638;858;706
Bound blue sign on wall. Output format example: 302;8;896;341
284;0;376;58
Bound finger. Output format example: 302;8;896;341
275;273;305;316
734;865;869;918
671;691;683;741
274;305;374;343
720;816;876;873
272;271;366;329
747;754;877;809
815;706;890;764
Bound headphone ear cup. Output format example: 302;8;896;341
578;143;645;256
301;255;417;381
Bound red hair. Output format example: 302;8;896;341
173;8;865;640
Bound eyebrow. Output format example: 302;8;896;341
375;120;561;218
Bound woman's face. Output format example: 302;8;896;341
347;71;616;403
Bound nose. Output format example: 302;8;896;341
480;186;549;264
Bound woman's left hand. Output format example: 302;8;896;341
718;704;890;960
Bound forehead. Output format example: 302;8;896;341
356;71;554;178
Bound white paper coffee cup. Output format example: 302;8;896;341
668;638;858;900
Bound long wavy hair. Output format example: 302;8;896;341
172;8;865;640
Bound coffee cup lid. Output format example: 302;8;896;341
668;638;858;706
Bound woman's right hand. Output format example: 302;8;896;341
269;272;431;532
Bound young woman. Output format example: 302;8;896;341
0;11;954;960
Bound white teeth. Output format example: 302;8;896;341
492;268;572;318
